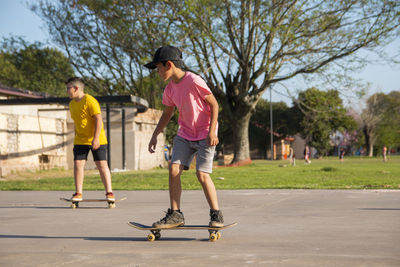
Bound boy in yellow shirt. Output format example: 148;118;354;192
66;77;114;201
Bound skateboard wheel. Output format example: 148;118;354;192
108;202;116;209
154;232;161;240
209;233;218;242
216;232;221;240
147;234;156;242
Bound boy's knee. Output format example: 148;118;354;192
196;171;210;184
95;160;109;170
74;160;86;168
169;163;182;177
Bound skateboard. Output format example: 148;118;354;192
60;197;126;209
127;221;237;242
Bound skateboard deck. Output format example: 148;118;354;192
60;197;126;209
127;221;237;241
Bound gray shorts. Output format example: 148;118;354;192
171;135;215;174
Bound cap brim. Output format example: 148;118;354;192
144;61;157;69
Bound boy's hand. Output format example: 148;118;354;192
207;133;219;146
92;138;100;150
148;135;157;153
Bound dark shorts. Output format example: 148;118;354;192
73;145;107;161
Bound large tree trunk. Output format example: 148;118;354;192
363;125;376;157
363;126;369;155
231;112;252;163
368;143;374;157
363;125;373;157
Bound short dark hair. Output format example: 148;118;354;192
65;77;84;85
65;77;85;90
161;60;183;69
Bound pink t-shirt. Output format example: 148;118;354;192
162;72;216;141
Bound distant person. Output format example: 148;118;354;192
164;145;170;161
382;145;387;162
66;77;114;202
339;147;345;163
304;145;311;164
145;45;223;228
289;147;295;166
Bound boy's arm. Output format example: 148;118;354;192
148;105;175;153
92;113;103;150
205;94;219;146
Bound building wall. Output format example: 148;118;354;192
291;134;306;159
0;105;68;177
263;134;307;160
0;105;165;177
65;107;165;171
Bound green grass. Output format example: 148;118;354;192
1;156;400;190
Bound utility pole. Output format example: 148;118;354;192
270;86;274;160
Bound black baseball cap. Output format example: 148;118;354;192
144;45;182;69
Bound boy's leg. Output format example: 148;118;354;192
169;163;184;210
168;136;195;210
72;145;90;196
196;170;219;210
151;136;188;228
196;139;224;227
196;171;224;227
74;159;86;194
195;139;220;210
95;160;113;193
152;163;185;228
92;145;113;194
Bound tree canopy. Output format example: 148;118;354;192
376;91;400;149
294;87;356;157
0;37;75;96
361;91;400;155
33;0;400;162
249;99;301;158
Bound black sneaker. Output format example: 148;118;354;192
209;209;224;227
152;209;185;229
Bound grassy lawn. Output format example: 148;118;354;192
1;156;399;190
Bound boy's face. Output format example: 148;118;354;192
156;62;172;81
66;83;80;99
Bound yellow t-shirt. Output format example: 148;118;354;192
69;94;107;145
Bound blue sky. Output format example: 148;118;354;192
0;0;398;106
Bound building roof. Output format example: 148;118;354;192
0;84;47;99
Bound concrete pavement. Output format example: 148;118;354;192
1;190;399;266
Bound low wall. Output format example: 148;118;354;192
0;105;165;177
0;105;68;177
67;107;165;171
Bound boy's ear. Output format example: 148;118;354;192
166;60;173;69
74;85;82;92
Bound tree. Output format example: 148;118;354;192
361;94;382;156
362;92;400;156
249;99;301;158
294;88;356;157
32;0;168;107
0;37;75;96
34;0;400;162
376;91;400;149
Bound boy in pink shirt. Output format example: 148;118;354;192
145;45;224;228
